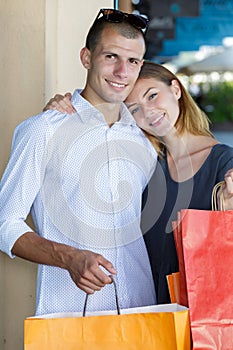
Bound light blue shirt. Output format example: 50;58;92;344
0;90;157;315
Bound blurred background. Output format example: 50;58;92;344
0;1;232;349
132;0;233;145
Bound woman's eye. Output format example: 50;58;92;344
149;93;157;100
131;107;140;115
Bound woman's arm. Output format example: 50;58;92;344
43;92;75;114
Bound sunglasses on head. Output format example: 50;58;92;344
94;8;149;34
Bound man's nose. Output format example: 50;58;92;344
114;61;128;78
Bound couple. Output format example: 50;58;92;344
1;8;233;315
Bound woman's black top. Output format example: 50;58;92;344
141;144;233;303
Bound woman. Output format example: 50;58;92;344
125;62;233;303
45;62;233;303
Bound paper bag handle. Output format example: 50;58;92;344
82;276;120;317
211;181;225;211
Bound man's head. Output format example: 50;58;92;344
85;9;148;51
80;9;149;107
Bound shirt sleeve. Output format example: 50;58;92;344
0;114;50;257
215;144;233;181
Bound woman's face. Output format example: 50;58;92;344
125;77;181;137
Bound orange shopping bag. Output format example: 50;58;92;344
172;213;188;307
167;272;181;304
24;280;191;350
179;208;233;349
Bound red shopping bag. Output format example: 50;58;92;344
180;208;233;349
173;182;233;349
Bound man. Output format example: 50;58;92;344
0;9;157;315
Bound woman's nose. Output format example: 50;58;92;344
144;106;156;118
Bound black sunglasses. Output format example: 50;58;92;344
94;8;149;34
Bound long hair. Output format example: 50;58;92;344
137;61;214;155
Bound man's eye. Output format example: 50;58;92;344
106;54;116;59
129;58;139;64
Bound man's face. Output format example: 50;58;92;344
81;26;145;106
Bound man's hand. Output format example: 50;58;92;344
66;249;117;294
12;232;117;295
43;92;75;114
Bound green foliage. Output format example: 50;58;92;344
201;82;233;123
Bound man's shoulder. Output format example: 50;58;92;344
15;110;68;137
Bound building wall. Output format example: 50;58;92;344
0;1;117;348
0;2;45;348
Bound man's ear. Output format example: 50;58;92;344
80;47;91;69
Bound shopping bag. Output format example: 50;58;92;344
24;280;191;350
174;182;233;349
167;272;181;304
172;214;188;307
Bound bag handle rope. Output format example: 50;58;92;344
211;181;225;211
82;276;120;317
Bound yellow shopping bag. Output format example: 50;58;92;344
25;304;190;349
25;278;190;349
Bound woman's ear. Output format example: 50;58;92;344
80;47;91;69
171;79;181;100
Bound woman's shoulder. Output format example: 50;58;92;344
206;143;233;173
211;143;233;156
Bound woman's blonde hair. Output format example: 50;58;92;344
137;61;214;155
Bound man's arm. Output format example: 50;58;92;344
0;115;116;295
12;231;117;294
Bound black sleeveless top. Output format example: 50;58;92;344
141;144;233;303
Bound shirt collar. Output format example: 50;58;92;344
71;89;137;127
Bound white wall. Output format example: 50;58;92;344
0;1;113;349
45;0;113;99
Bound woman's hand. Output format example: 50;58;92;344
43;92;75;114
222;168;233;210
